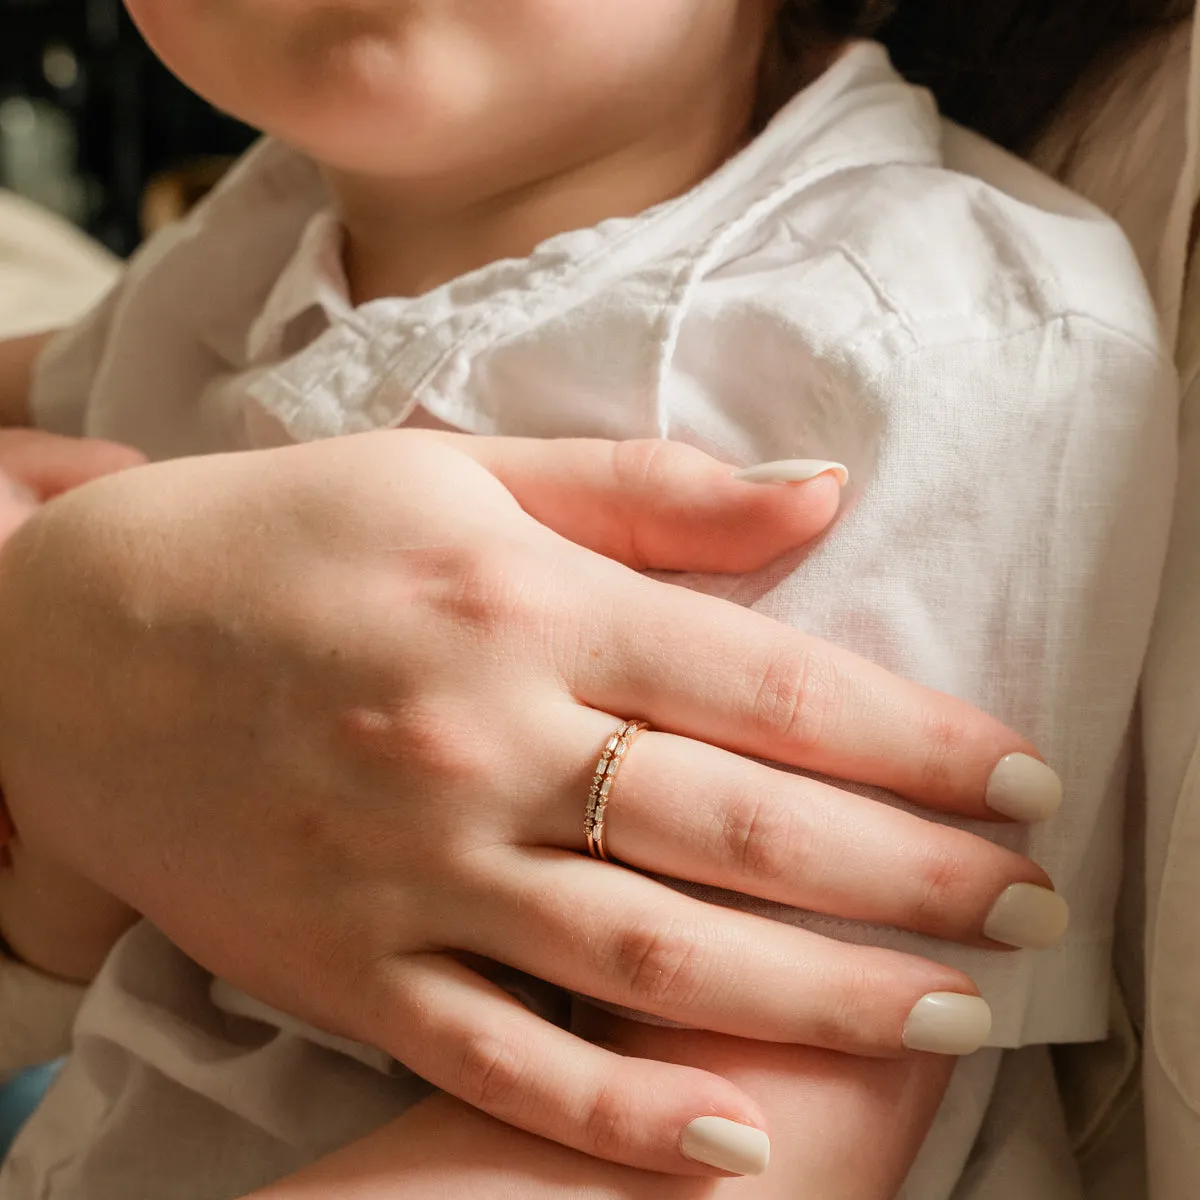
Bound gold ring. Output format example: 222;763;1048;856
585;719;648;862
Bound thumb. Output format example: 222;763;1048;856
0;430;146;500
456;436;847;573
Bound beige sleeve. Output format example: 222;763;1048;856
0;952;85;1076
0;190;119;342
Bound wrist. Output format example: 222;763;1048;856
0;331;56;428
0;847;137;984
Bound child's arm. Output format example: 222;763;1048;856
0;333;56;428
244;1040;953;1200
0;836;138;984
0;428;145;983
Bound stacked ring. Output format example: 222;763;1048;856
584;719;649;863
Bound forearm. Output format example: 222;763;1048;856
583;1017;954;1200
245;1092;679;1200
0;333;55;427
0;840;137;984
245;1023;952;1200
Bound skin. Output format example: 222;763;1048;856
124;0;783;299
0;334;51;427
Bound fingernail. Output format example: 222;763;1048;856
902;993;992;1055
985;754;1063;822
681;1116;771;1176
732;459;850;487
984;883;1070;949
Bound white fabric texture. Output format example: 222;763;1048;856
2;40;1178;1200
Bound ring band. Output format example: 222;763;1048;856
585;719;648;862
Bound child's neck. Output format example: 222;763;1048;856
327;69;763;304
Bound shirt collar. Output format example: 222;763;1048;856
242;40;942;439
245;209;353;364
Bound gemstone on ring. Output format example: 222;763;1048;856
585;719;648;862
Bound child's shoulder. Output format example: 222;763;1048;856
701;120;1162;367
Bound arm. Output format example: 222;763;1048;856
0;428;144;1074
246;1039;953;1200
0;333;55;428
0;836;137;985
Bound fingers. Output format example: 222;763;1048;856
0;429;146;499
572;576;1062;823
531;716;1061;949
369;953;772;1176
457;851;988;1059
457;435;846;573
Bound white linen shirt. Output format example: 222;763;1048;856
0;41;1178;1200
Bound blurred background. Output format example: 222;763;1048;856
0;0;255;256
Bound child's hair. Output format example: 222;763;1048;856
757;0;897;124
765;0;1187;151
880;0;1190;151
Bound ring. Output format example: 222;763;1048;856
584;719;648;862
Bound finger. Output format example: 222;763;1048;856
571;575;1062;823
458;851;991;1059
529;714;1059;948
455;435;846;573
0;430;146;498
368;953;772;1176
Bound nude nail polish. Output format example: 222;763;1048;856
681;1117;771;1176
902;993;988;1051
985;754;1063;822
732;459;850;487
984;883;1070;949
902;993;993;1055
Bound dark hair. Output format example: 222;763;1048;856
878;0;1189;150
759;1;897;123
773;0;1187;150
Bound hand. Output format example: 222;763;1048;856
0;431;1057;1174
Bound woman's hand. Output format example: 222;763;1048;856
0;431;1059;1174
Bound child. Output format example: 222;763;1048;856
0;0;1177;1196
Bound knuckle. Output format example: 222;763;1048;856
904;845;974;934
454;1030;529;1113
582;1084;636;1161
718;794;797;883
607;440;678;567
440;540;540;636
610;438;688;493
609;920;704;1010
915;703;969;797
337;699;490;788
812;958;882;1049
751;644;843;751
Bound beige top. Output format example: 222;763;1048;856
1031;12;1200;1200
0;191;117;341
